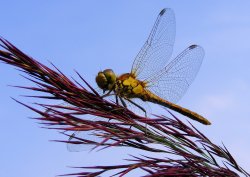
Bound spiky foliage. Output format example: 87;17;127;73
0;37;249;177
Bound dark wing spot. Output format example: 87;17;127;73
159;8;167;16
189;45;198;49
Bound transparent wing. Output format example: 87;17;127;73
67;130;102;152
131;8;175;81
67;131;88;152
146;45;204;103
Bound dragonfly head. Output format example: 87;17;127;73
96;69;116;92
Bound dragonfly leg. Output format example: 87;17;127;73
125;98;147;117
119;97;136;129
119;97;128;108
101;89;113;98
125;98;148;134
108;95;126;115
106;95;121;123
115;95;119;105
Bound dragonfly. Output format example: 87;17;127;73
67;8;210;152
95;8;211;125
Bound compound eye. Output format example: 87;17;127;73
95;72;108;90
103;69;116;90
96;69;117;91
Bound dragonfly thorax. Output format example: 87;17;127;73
115;73;147;99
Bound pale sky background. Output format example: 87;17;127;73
0;1;250;177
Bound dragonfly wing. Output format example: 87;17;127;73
131;8;175;81
146;45;204;103
67;130;102;152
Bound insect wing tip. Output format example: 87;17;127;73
159;8;174;16
189;44;198;49
159;8;167;16
189;45;205;56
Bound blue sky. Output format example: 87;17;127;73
0;1;250;176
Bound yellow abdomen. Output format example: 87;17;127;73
146;92;211;125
